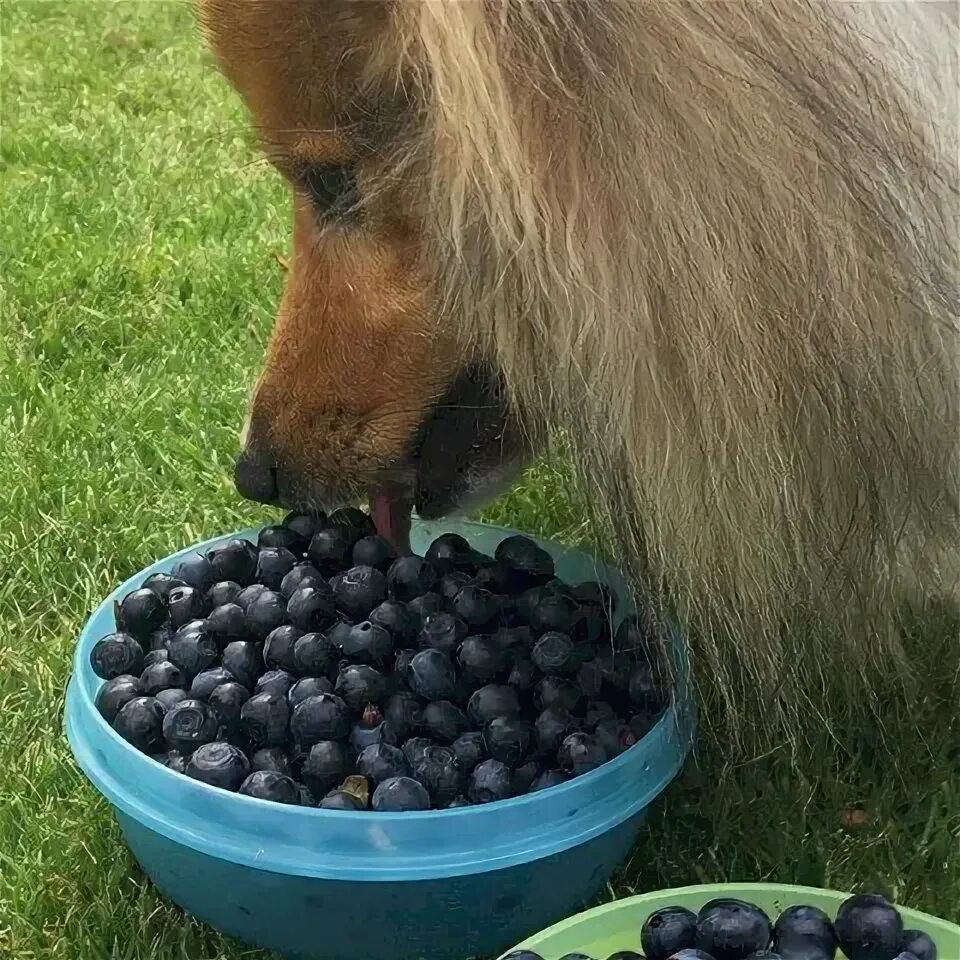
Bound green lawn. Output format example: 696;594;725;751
2;3;958;958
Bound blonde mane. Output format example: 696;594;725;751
384;1;959;741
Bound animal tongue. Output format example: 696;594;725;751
369;490;412;555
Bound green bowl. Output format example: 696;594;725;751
502;883;960;959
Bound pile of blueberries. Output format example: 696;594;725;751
89;509;668;811
505;893;939;960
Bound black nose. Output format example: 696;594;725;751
234;451;279;504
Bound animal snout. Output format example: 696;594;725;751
233;449;279;505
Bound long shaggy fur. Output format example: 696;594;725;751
381;1;959;740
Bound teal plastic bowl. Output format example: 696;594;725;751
65;520;695;960
502;882;960;959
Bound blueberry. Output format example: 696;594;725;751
372;776;430;811
280;562;323;600
422;700;469;744
143;648;169;669
117;587;167;639
95;675;142;723
467;758;512;803
835;894;903;960
458;634;506;680
495;536;554;590
528;592;577;636
900;930;937;960
425;532;472;569
207;580;243;607
408;592;444;623
494;534;539;563
772;905;837;960
91;632;144;680
168;624;219;679
387;556;439;602
530;768;570;792
450;731;487;773
357;742;410;785
584;700;618;731
290;632;335;678
250;746;292;776
221;640;263;689
142;572;187;603
146;623;174;652
419;613;467;656
155;687;189;713
510;760;539;795
484;717;534;766
577;660;605;699
320;789;364;810
501;953;546;960
380;690;421;735
414;745;462;806
336;664;388;710
301;740;350;796
531;631;578;676
207;681;251;731
697;899;773;960
408;649;457;701
140;661;187;696
557;955;594;960
164;585;206;630
467;684;521;725
394;648;416;685
891;953;923;960
172;552;217;593
535;707;578;761
256;546;298;591
240;692;290;748
401;737;434;768
369;600;419;647
161;698;219;754
287;584;336;633
206;538;259;585
352;535;398;574
288;676;333;706
190;666;236;699
507;658;539;692
628;662;664;708
666;952;718;960
206;603;250;645
535;676;583;714
473;561;511;593
246;589;289;640
258;524;303;553
283;508;326;540
235;582;269;610
263;624;303;673
307;527;354;574
238;770;300;804
641;905;699;960
438;571;473;605
186;741;250;790
112;696;165;751
558;732;607;775
290;693;351;747
255;669;297;698
328;506;374;532
340;620;394;666
594;720;635;759
451;586;500;631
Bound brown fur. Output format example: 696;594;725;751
200;1;960;744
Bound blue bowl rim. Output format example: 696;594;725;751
65;519;696;880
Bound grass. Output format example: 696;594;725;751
1;3;958;957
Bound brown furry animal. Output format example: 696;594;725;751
199;1;959;742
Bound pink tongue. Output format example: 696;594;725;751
369;490;412;555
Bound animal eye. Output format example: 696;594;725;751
301;164;360;221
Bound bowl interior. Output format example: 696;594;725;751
504;882;960;958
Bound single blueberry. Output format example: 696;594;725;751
167;624;219;679
255;669;297;698
531;631;578;676
357;742;410;785
438;571;472;605
142;572;187;603
372;776;430;811
287;583;336;633
172;552;217;593
408;649;458;701
450;731;487;774
140;661;187;696
529;768;570;792
467;758;513;804
301;740;351;797
383;691;425;740
558;732;608;775
207;681;251;732
336;664;388;711
422;700;469;744
835;894;903;960
535;676;584;714
263;624;304;673
320;789;364;810
341;620;394;666
258;524;303;553
467;684;521;726
529;592;577;636
245;589;289;641
162;698;220;754
186;741;250;790
307;527;354;575
642;905;699;960
283;508;327;541
473;561;511;594
333;564;387;620
256;546;298;591
166;585;209;630
95;674;142;723
696;899;773;960
501;953;546;960
288;676;333;706
352;535;398;574
386;556;439;602
112;696;165;752
221;640;263;689
293;631;337;677
250;746;292;776
91;632;144;680
290;693;351;747
207;580;243;608
143;648;169;669
424;532;472;569
280;562;323;600
458;634;506;680
328;506;374;533
407;592;444;624
452;586;500;631
205;539;258;586
190;666;236;699
154;687;189;713
419;612;467;656
206;602;250;645
238;770;300;804
369;600;419;647
401;736;434;768
117;587;167;639
484;717;534;766
240;691;290;748
772;905;837;960
667;951;718;960
414;745;462;806
535;707;579;761
495;536;554;590
235;582;269;610
900;930;937;960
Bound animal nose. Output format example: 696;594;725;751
234;450;279;504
